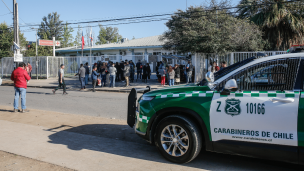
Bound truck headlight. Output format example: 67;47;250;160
142;96;155;101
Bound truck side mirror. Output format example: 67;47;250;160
220;79;238;95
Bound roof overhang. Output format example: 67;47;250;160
56;46;163;53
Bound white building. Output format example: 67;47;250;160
55;35;183;63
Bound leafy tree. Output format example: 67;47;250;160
38;12;64;40
61;22;74;48
96;24;123;45
160;5;266;55
74;25;82;46
0;22;27;58
237;0;304;50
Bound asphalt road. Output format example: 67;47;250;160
0;86;133;120
0;86;303;170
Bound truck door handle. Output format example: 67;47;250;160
271;98;294;103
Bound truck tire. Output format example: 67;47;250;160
155;115;202;163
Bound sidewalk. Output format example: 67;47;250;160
1;73;181;93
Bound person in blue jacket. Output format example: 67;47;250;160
91;66;100;92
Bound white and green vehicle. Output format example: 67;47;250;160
127;53;304;164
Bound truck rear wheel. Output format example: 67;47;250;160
155;115;202;163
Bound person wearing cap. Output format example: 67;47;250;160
53;64;67;95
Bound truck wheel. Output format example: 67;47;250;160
155;115;202;163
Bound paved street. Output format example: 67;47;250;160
0;86;133;120
0;86;303;170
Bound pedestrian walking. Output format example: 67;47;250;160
109;62;117;88
75;64;86;90
158;66;166;86
136;60;142;79
123;62;130;87
53;64;68;95
91;66;100;92
11;62;31;112
168;65;175;86
186;61;193;83
84;62;90;85
27;63;32;78
99;63;107;87
174;64;180;85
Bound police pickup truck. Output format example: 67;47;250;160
127;53;304;164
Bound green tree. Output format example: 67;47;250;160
24;33;53;57
0;22;27;58
96;24;122;45
62;22;74;48
237;0;304;50
160;5;266;55
74;25;82;46
38;12;64;40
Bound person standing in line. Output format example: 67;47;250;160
174;64;180;85
168;65;175;86
142;64;147;83
186;61;193;84
27;63;32;78
100;63;107;87
84;62;90;85
123;62;130;87
53;64;68;95
136;60;142;80
109;62;117;88
220;61;227;71
75;64;86;90
120;60;125;82
115;62;120;81
11;62;31;113
91;66;100;92
146;63;151;80
158;66;166;86
129;60;135;83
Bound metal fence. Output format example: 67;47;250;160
1;51;288;80
193;51;288;82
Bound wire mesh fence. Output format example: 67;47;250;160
1;51;288;81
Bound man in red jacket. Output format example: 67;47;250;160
11;62;31;113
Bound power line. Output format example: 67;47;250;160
1;0;12;13
0;12;11;16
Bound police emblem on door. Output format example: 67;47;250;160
225;98;241;116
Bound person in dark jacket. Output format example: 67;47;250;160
174;64;180;85
120;60;125;81
11;62;31;113
84;62;90;85
129;60;135;83
91;66;100;92
115;62;121;81
99;63;107;87
136;60;142;79
75;64;86;90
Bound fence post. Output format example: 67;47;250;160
46;56;49;79
230;52;234;65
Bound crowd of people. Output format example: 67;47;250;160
71;59;152;92
208;61;227;73
156;60;194;86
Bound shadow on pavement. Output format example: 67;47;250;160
47;124;303;170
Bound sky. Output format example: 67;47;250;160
0;0;240;43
